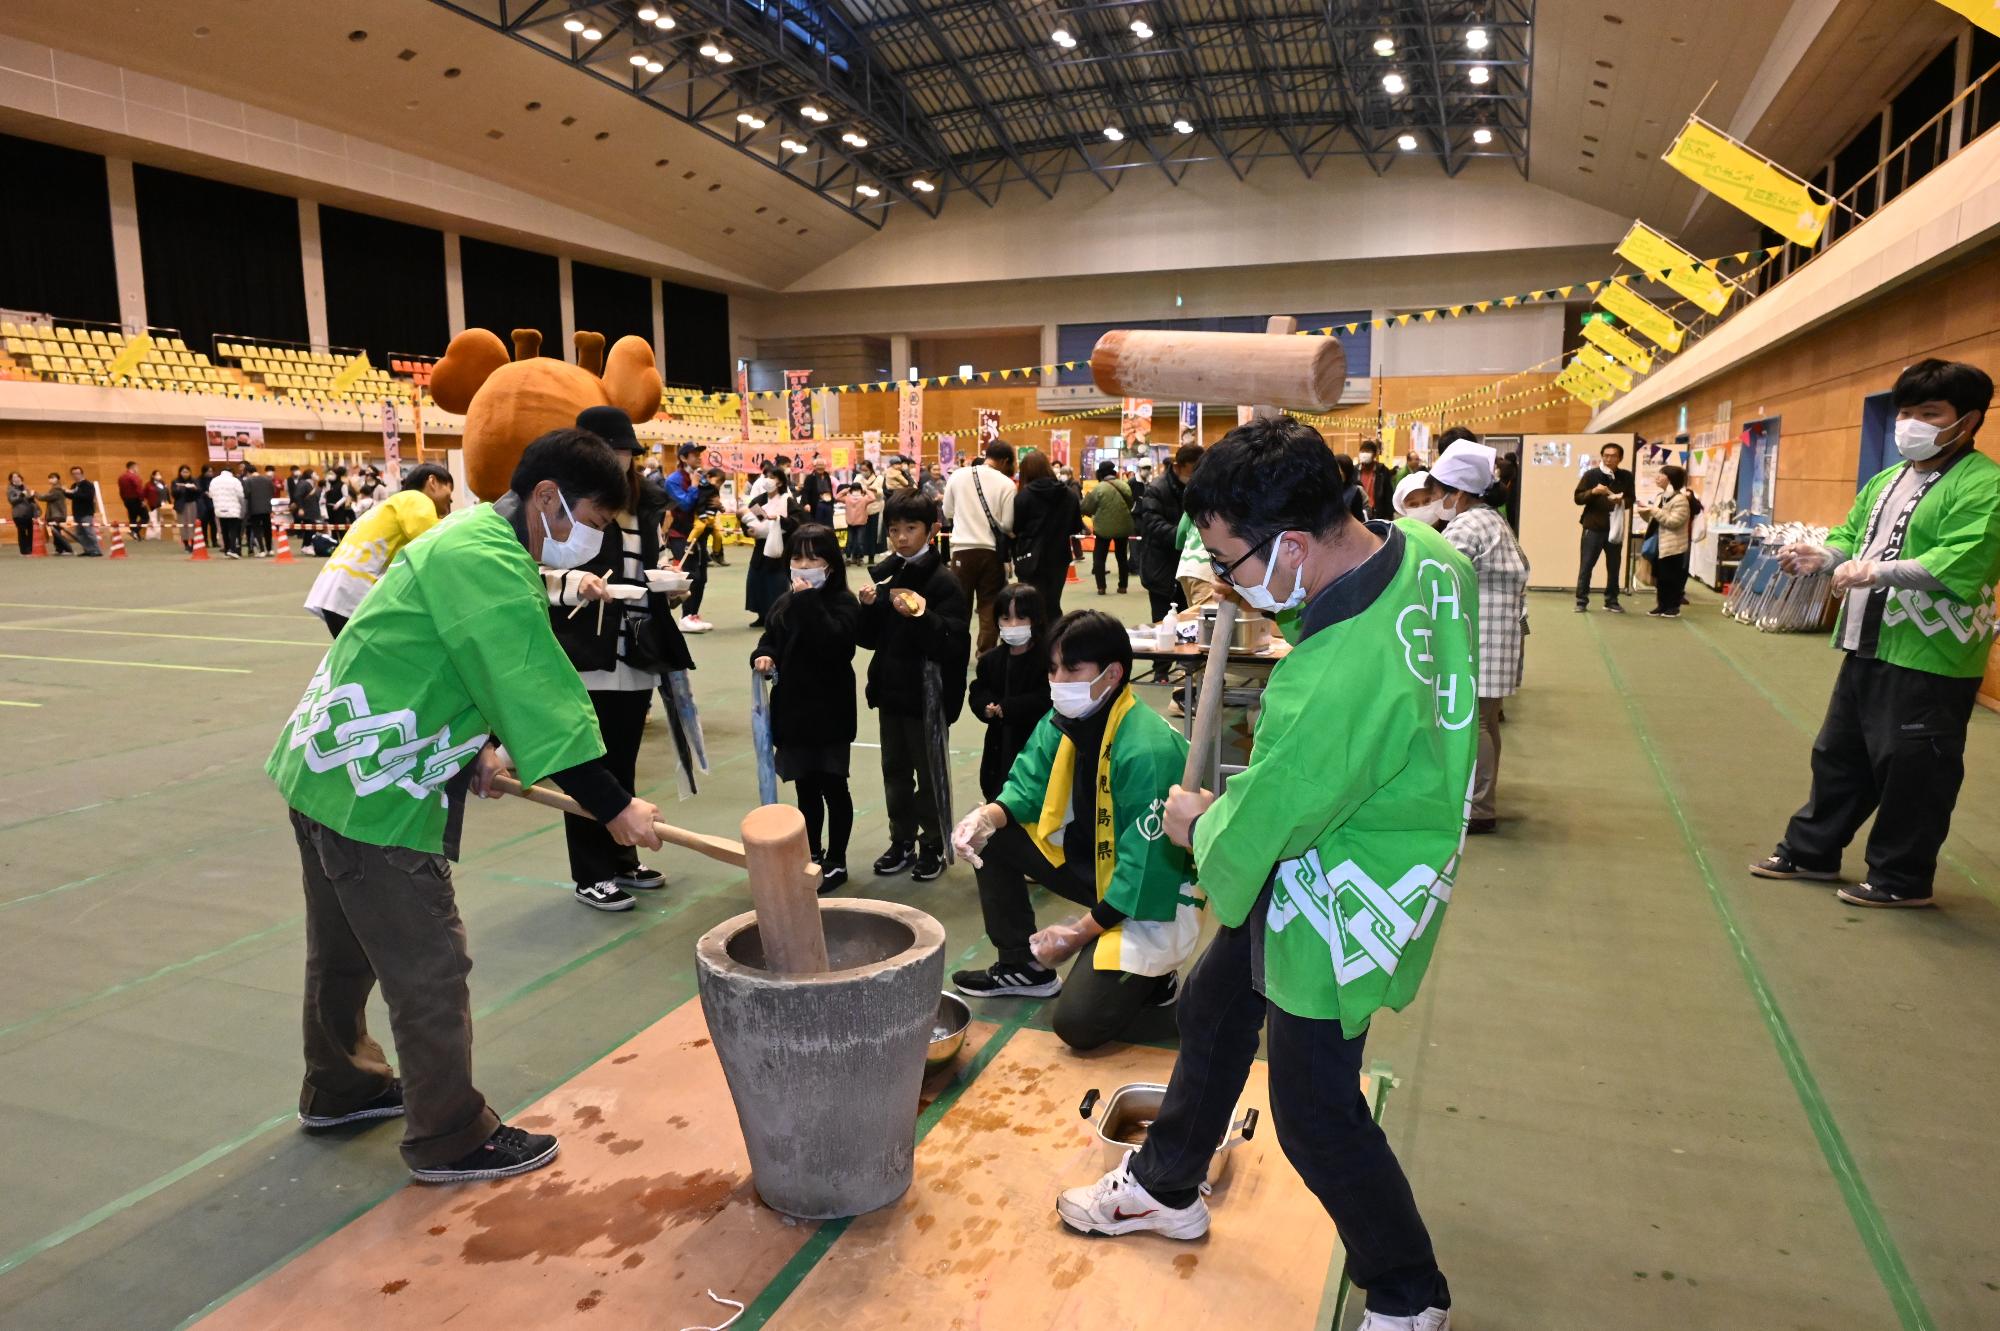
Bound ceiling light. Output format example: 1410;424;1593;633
564;18;585;33
1131;21;1153;39
699;40;719;56
638;6;658;19
1373;33;1395;56
1398;132;1419;151
630;53;650;66
911;177;935;192
1465;26;1489;51
581;26;602;40
857;184;880;198
1172;118;1194;134
1468;64;1490;85
714;50;733;62
654;15;675;29
645;59;663;73
1473;126;1493;145
738;112;766;128
801;104;828;122
1103;126;1124;141
787;138;808;154
1052;27;1072;44
1383;70;1406;94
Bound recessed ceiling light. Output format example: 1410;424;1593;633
1465;27;1489;51
1398;132;1419;151
1473;127;1493;145
581;26;602;41
637;5;658;18
631;53;650;66
1173;118;1194;134
911;177;935;192
1373;33;1395;56
714;50;733;62
1469;64;1490;85
564;18;585;33
1103;126;1124;141
1383;70;1406;94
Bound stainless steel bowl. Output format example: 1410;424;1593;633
1196;607;1273;652
925;991;971;1075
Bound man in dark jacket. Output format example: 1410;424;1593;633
244;465;277;557
858;488;971;882
1573;440;1636;612
1134;443;1202;624
1355;443;1394;518
66;467;102;556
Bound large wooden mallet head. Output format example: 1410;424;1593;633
1090;327;1347;413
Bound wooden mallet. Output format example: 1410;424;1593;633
1182;600;1238;791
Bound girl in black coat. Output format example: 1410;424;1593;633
1010;451;1082;619
753;524;863;891
969;583;1053;800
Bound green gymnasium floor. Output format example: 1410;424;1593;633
1;543;1998;1330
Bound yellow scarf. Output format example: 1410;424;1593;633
1024;688;1134;905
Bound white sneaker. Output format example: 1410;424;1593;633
1358;1310;1450;1331
1056;1152;1209;1239
681;615;713;634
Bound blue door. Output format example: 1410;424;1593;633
1858;392;1895;484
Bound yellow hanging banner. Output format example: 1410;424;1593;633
1581;318;1655;374
1661;116;1830;247
104;333;153;382
1577;345;1635;392
1556;367;1613;405
1933;0;2000;35
1596;281;1686;353
1615;221;1732;316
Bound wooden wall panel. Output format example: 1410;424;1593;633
1;420;396;498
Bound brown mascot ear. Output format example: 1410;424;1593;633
430;329;509;414
602;335;664;422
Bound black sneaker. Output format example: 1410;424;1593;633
954;962;1062;999
1605;603;1626;614
911;848;946;882
614;866;666;890
1467;817;1498;835
1149;972;1180;1008
574;880;636;911
1837;882;1935;909
817;864;849;894
1573;603;1588;613
1747;853;1839;882
410;1124;560;1184
873;842;915;876
299;1078;405;1129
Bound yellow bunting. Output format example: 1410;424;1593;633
1616;221;1731;315
1577;345;1635;391
1662;116;1830;247
1596;281;1687;352
1581;318;1655;374
1934;0;2000;34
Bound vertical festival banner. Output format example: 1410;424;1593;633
898;381;924;457
938;434;959;472
379;400;402;473
1048;429;1071;466
785;369;814;442
862;430;883;466
735;365;752;440
976;408;1002;452
1121;397;1154;446
1177;401;1200;444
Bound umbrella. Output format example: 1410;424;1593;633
660;669;707;799
749;668;779;807
922;660;956;866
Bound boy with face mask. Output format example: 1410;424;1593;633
1752;358;2000;908
951;610;1201;1050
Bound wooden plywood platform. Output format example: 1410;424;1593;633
763;1028;1351;1331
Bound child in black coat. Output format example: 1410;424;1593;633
753;524;863;892
969;583;1053;800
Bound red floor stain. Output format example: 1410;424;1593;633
576;1288;604;1311
665;1115;690;1129
379;1279;409;1295
573;1105;605;1130
621;1252;645;1269
457;1170;744;1265
426;1226;447;1237
914;1214;935;1233
1174;1254;1199;1279
515;1114;557;1130
596;1131;619;1144
1050;1251;1094;1290
606;1138;644;1156
612;1054;638;1064
680;1038;711;1050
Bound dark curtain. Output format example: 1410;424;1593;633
0;132;119;324
320;205;448;364
661;279;731;391
460;236;561;356
133;164;307;355
572;260;652;351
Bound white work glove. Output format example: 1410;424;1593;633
1831;559;1879;592
1776;542;1839;576
951;806;999;869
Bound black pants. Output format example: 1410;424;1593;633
973;824;1176;1051
219;516;243;556
248;513;272;554
14;520;31;555
878;710;943;851
683;537;709;617
794;771;853;867
1576;528;1622;607
1777;654;1981;898
322;610;349;639
951;546;1008;654
1130;906;1448;1316
46;521;72;554
1654;552;1689;613
563;689;651;885
124;497;147;538
1092;535;1130;592
1031;568;1067;623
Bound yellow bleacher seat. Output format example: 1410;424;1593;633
55;327;76;343
108;331;124;345
0;321;17;338
167;337;186;352
90;329;107;345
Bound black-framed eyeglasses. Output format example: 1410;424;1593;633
1209;531;1284;584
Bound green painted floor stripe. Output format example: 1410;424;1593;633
1318;1064;1394;1331
1591;619;1934;1331
1682;614;2000;901
735;997;1045;1331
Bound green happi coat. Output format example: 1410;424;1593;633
996;689;1203;976
1192;523;1479;1036
1826;449;2000;678
268;504;605;853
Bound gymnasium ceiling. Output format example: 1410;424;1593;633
0;0;1969;292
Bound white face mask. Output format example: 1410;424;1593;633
538;489;603;569
793;566;828;588
998;624;1033;646
1235;533;1308;614
1894;414;1962;462
1049;665;1111;719
1403;500;1444;525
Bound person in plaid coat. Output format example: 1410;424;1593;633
1430;439;1528;835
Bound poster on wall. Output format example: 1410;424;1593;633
785;369;814;442
1048;429;1071;466
1530;440;1571;468
938;434;958;472
976;408;1002;451
862;430;883;466
830;445;851;470
735;366;752;440
205;419;263;461
1715;443;1743;516
379;401;402;474
1177;401;1200;445
1121;397;1154;445
898;381;924;456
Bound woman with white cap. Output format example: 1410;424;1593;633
1425;438;1529;835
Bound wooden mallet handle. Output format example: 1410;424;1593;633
1182;601;1238;790
488;773;749;869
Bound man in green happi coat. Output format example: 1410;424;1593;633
1057;417;1475;1331
268;429;665;1184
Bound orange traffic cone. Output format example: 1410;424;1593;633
272;522;295;565
1066;559;1080;584
188;522;210;561
105;520;128;560
29;518;47;557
